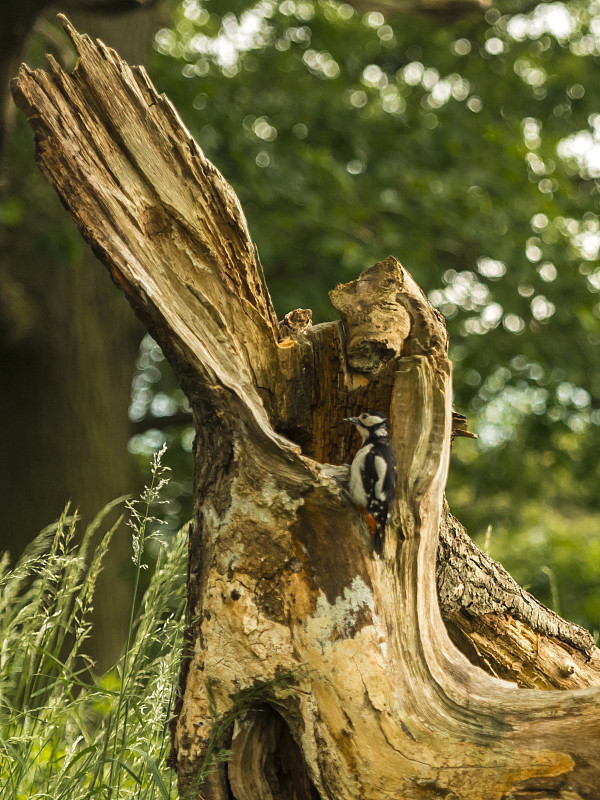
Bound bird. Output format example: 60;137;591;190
344;411;397;556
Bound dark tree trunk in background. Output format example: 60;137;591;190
11;18;600;800
0;0;52;159
0;0;166;669
0;247;141;664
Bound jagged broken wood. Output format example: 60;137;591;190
11;17;600;799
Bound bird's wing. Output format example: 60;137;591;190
373;455;388;500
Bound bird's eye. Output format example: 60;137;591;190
360;413;367;421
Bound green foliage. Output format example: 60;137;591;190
0;446;313;797
0;454;186;799
132;0;600;635
128;335;194;534
481;503;600;640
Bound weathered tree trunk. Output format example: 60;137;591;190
12;18;600;799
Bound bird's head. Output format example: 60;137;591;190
344;411;390;443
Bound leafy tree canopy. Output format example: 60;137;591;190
137;0;600;635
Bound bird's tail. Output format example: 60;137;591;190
374;524;385;556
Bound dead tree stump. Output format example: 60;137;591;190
12;17;600;799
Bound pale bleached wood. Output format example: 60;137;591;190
11;19;600;800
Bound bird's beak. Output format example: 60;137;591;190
344;417;360;425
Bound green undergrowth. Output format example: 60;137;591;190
0;447;315;800
0;448;187;799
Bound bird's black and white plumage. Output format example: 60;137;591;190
344;411;397;556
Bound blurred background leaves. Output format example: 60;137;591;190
1;0;599;658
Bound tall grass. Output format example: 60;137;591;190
0;448;186;799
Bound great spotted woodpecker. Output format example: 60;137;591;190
344;411;397;556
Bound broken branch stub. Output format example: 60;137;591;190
329;258;412;372
11;19;600;800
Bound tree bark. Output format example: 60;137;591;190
11;18;600;799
